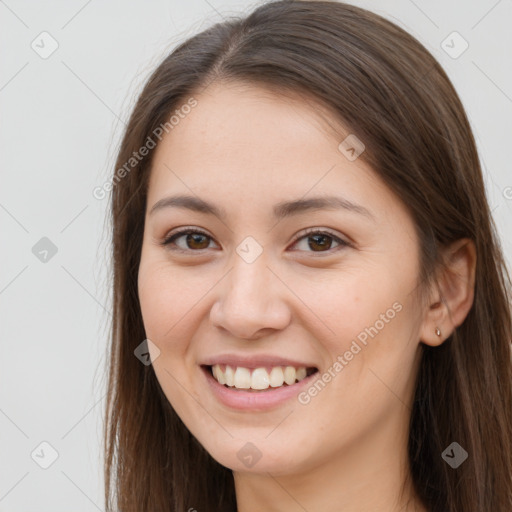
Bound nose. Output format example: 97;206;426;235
209;253;291;340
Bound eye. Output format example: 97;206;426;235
160;227;350;254
290;228;349;254
161;228;217;252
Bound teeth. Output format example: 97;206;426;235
224;365;235;386
212;364;226;385
296;367;307;381
251;368;270;390
211;364;310;390
283;366;296;385
269;366;284;387
233;367;251;389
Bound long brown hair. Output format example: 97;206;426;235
103;1;512;510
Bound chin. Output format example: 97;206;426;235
199;436;311;476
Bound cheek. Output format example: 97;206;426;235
138;259;208;421
138;258;205;346
329;252;420;426
291;266;402;349
294;262;420;393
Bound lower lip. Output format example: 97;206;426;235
201;366;318;411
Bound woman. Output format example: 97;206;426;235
103;1;512;510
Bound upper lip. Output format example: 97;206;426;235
200;354;318;370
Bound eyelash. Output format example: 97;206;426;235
160;226;350;255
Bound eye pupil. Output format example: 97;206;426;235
187;233;209;249
308;234;332;251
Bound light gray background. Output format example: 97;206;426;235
1;0;511;510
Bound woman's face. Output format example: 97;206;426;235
138;82;426;476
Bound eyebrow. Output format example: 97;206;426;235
149;194;374;221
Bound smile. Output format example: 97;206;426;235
200;363;320;410
209;364;317;391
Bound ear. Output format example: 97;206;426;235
420;238;477;346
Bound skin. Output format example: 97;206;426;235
137;81;475;512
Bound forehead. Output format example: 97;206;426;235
150;83;373;187
145;81;407;230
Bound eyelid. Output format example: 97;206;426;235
288;227;350;254
161;226;350;254
291;227;348;246
161;226;217;252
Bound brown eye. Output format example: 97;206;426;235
162;229;215;252
183;233;210;250
307;234;334;251
161;227;349;255
291;229;348;253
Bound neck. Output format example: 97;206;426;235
233;408;427;512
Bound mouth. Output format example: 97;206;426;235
201;364;319;392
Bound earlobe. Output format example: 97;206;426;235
420;238;477;347
420;299;447;346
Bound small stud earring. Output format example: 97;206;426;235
435;327;441;337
